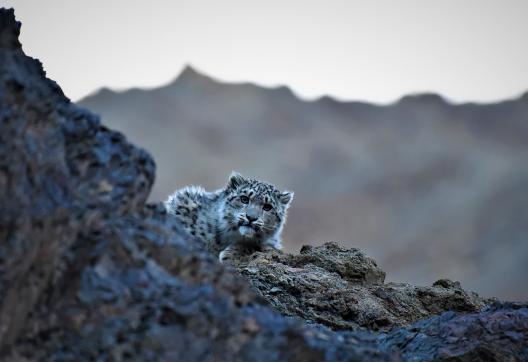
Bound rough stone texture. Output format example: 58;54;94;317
11;207;394;362
382;302;528;361
1;8;527;362
0;7;153;353
235;243;489;332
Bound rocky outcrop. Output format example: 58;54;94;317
1;8;527;361
0;7;154;353
235;243;489;332
383;302;528;361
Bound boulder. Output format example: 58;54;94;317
236;244;489;332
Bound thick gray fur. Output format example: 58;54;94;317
164;172;293;262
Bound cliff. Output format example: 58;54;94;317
1;8;527;361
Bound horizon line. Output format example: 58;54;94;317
76;64;528;107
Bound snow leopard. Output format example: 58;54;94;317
164;172;294;263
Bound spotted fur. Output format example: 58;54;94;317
164;172;293;262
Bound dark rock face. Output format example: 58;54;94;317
382;302;528;361
0;7;154;353
14;207;391;361
1;8;527;361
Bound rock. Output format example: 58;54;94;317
14;207;389;361
296;242;386;285
382;302;528;361
235;243;488;332
0;7;154;353
0;7;527;361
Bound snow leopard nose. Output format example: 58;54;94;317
246;210;259;223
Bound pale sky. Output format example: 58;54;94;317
5;0;528;103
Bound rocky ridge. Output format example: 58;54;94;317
235;243;489;332
1;8;527;361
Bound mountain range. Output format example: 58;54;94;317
79;66;528;300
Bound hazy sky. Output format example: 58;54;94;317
5;0;528;103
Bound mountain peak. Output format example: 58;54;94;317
173;65;214;86
178;64;202;78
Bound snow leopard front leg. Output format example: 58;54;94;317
218;244;237;264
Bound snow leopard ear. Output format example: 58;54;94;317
227;171;247;190
279;191;294;206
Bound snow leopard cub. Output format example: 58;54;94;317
164;172;294;263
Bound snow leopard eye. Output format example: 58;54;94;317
240;195;249;204
263;203;272;211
